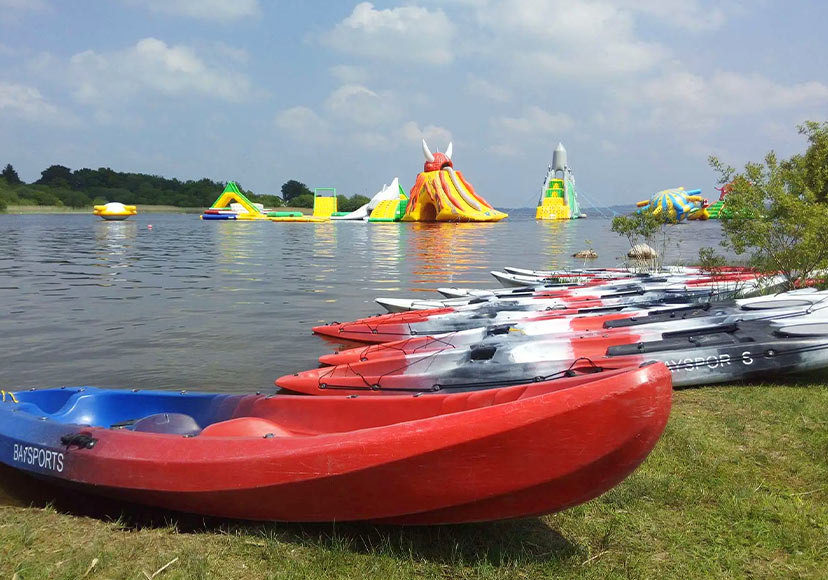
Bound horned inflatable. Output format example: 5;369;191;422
402;140;508;222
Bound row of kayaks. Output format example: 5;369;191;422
3;266;825;524
294;268;828;394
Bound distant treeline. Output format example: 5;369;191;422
0;164;370;212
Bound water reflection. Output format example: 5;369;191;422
94;221;137;280
310;223;338;300
536;220;576;270
215;221;269;267
405;222;496;290
313;222;337;260
366;223;404;292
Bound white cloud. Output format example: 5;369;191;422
323;84;400;127
487;142;520;157
67;38;253;106
618;0;732;31
323;2;455;66
0;82;74;125
329;65;371;85
274;106;330;143
400;121;452;151
0;0;49;23
466;74;512;102
474;0;668;80
0;0;47;7
494;106;575;134
350;130;393;151
633;71;828;132
125;0;260;21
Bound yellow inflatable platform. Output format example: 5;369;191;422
93;202;137;221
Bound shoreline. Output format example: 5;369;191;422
3;205;311;215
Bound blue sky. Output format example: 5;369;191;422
1;0;826;208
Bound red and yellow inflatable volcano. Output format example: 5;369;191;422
402;140;508;222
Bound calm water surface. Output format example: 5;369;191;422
0;211;727;392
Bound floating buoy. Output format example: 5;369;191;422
148;224;153;230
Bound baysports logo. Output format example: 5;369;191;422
13;443;64;472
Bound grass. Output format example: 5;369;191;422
1;379;826;579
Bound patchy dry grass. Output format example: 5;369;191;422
2;380;827;579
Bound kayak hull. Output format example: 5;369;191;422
0;364;671;523
282;320;828;395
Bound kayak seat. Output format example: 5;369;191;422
470;345;497;361
488;325;511;335
199;417;294;438
131;413;202;436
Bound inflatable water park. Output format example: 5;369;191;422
402;140;507;222
331;178;408;222
636;187;710;221
7;265;828;523
201;182;331;222
536;143;585;220
707;183;734;219
93;202;137;221
200;139;507;223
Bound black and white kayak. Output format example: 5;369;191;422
314;287;722;343
284;316;828;394
320;290;828;366
501;265;714;279
437;269;778;300
377;273;777;313
490;269;779;290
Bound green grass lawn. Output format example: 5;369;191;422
2;380;826;579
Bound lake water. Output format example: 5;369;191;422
0;211;728;393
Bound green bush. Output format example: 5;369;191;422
291;193;314;208
249;194;283;208
337;194;371;212
709;121;828;289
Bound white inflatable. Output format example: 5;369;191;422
330;178;403;221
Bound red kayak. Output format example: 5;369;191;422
0;363;671;523
311;285;747;344
316;303;698;363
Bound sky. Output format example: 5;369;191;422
1;0;826;209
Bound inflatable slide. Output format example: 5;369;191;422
331;178;408;221
402;140;507;222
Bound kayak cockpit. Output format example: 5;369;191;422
9;387;302;438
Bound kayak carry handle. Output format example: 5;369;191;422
61;432;98;449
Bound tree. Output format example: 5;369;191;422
2;163;22;185
709;121;828;290
37;164;74;188
60;189;91;208
290;193;314;208
783;121;828;203
337;194;370;212
281;180;312;203
611;210;668;270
